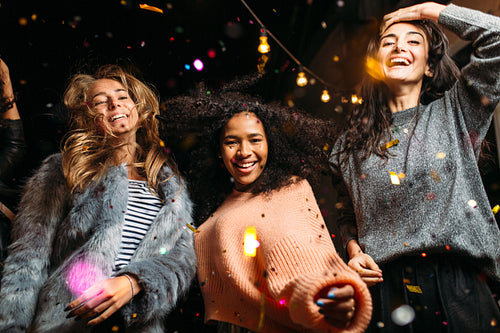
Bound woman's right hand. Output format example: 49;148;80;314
348;253;383;287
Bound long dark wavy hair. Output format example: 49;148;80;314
335;19;460;167
158;75;335;224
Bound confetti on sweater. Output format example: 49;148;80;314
244;226;260;257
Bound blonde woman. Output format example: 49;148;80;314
0;65;196;332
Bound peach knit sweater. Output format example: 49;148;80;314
195;179;372;333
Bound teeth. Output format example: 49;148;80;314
237;162;255;168
110;114;127;122
390;58;410;66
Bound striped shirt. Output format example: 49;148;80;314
113;179;163;272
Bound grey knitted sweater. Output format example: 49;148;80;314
330;4;500;281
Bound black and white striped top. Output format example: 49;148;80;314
113;179;163;272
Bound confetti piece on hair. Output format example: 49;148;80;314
406;285;423;293
381;139;399;151
112;326;120;332
421;252;427;257
139;3;163;13
244;226;260;257
403;278;410;284
389;172;400;185
257;293;265;330
492;318;497;327
185;224;199;233
492;205;499;215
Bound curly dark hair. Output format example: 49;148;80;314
158;75;335;224
336;19;460;166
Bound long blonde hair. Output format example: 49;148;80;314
62;65;177;193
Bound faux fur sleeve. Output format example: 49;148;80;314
118;173;197;326
0;154;71;331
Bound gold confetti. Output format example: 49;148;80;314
139;3;163;13
244;226;259;257
257;292;266;330
403;278;410;284
381;139;399;151
406;285;423;293
389;171;400;185
111;326;120;332
185;224;199;233
492;205;500;215
430;170;440;182
436;152;446;159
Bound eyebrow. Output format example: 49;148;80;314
380;31;425;41
223;133;265;140
92;88;127;99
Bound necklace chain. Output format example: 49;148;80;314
392;107;419;135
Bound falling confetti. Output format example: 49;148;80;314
406;285;423;293
139;4;163;13
185;224;199;233
492;205;499;215
389;171;400;185
381;139;399;151
244;226;260;257
468;200;477;208
257;293;266;330
436;152;446;159
391;305;416;326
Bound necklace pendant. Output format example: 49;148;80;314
403;128;409;134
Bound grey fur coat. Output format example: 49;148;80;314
0;153;196;332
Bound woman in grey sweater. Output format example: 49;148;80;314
0;65;196;332
330;2;500;332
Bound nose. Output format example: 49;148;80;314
394;41;406;52
108;98;120;110
237;141;252;158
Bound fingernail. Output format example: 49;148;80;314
66;313;74;319
327;291;336;299
64;305;72;311
317;300;325;306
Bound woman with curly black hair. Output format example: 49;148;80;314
159;83;372;333
330;2;500;332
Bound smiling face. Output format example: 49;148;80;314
88;78;139;137
377;22;432;87
220;112;268;191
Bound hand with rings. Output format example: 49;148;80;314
316;284;357;328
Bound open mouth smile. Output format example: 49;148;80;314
109;114;128;122
387;57;410;67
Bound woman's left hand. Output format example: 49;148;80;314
65;275;140;326
317;284;356;328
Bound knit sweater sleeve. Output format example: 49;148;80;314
439;5;500;141
264;180;371;333
0;154;70;332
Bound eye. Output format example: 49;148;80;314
408;40;420;45
250;138;262;143
93;100;107;106
382;41;394;47
224;140;238;146
118;95;129;100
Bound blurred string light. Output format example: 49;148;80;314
257;28;271;54
238;0;359;105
